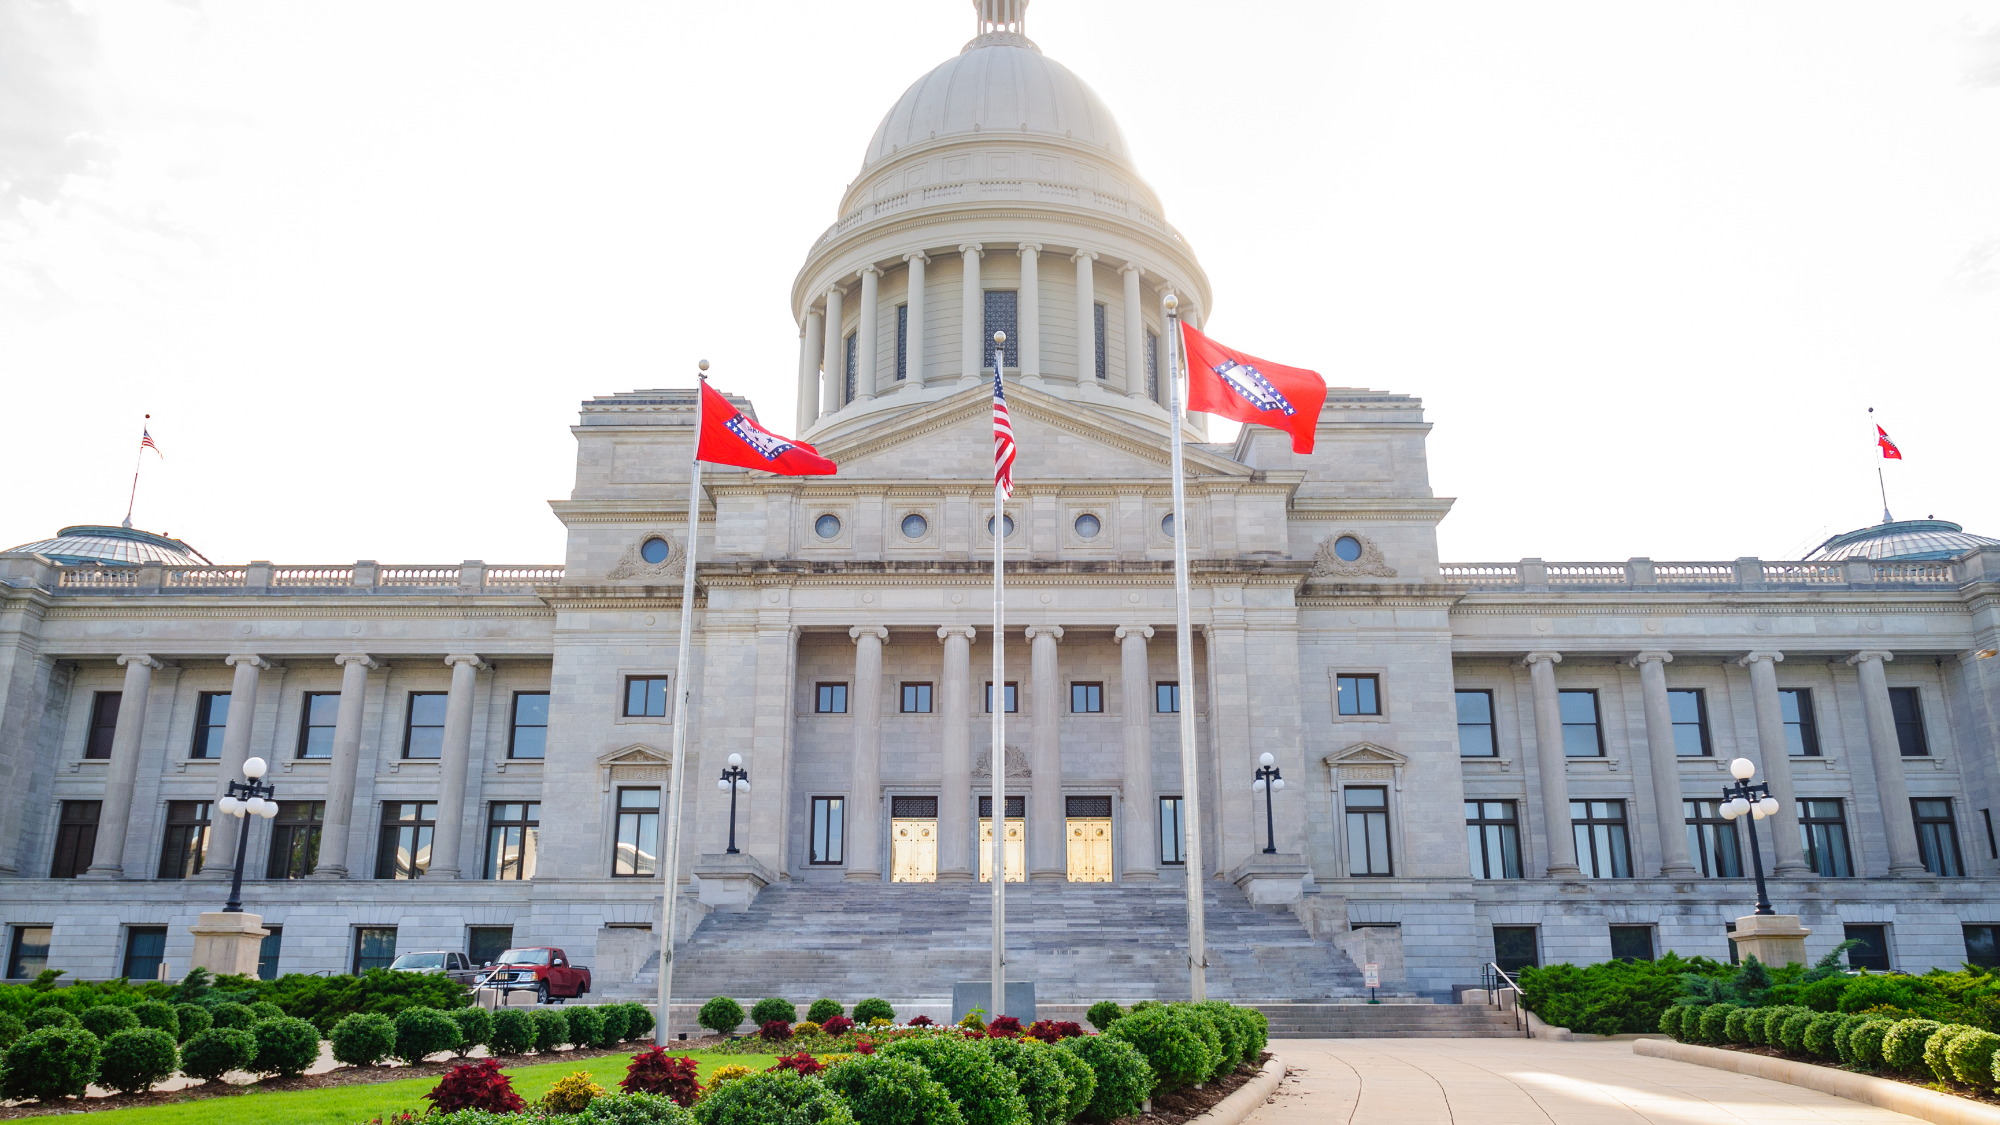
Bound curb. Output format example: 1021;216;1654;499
1186;1057;1285;1125
1634;1039;2000;1125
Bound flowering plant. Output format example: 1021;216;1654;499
758;1019;794;1042
986;1015;1023;1038
769;1051;825;1076
423;1060;525;1115
908;1015;935;1027
820;1015;855;1036
619;1047;702;1106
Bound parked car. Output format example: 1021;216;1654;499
477;946;591;1003
389;950;483;985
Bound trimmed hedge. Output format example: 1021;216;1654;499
78;1003;140;1039
881;1034;1029;1125
567;1005;607;1050
808;999;845;1025
1925;1025;1973;1083
491;1007;535;1055
331;1012;399;1067
1696;1003;1737;1044
1104;1003;1212;1092
690;1068;856;1125
750;998;798;1026
820;1053;967;1125
698;997;746;1037
532;1007;571;1053
254;1015;323;1077
98;1027;179;1094
1850;1018;1894;1068
1882;1019;1944;1072
1949;1028;2000;1086
980;1036;1075;1125
451;1005;495;1055
1;1025;101;1102
1085;1001;1123;1033
852;998;896;1024
174;1002;212;1042
1060;1033;1152;1124
585;1093;698;1125
180;1026;257;1081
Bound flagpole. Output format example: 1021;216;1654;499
124;414;151;530
656;359;708;1045
1868;407;1892;523
990;330;1008;1021
1163;295;1208;1001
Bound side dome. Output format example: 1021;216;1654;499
4;525;209;566
1804;519;1998;562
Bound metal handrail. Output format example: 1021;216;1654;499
1481;962;1530;1037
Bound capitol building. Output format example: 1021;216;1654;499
4;2;2000;1004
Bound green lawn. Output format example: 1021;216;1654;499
62;1051;779;1125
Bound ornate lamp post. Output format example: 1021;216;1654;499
717;753;750;855
1251;752;1285;855
214;756;278;913
1718;756;1782;916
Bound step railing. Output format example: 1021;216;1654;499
1481;962;1529;1037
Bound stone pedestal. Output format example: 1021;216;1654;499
693;854;777;913
189;911;269;977
1229;853;1309;905
1729;913;1811;966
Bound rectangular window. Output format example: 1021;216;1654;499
1780;688;1820;756
50;800;100;878
1160;796;1187;864
901;683;933;714
1798;799;1853;878
892;795;939;818
1345;787;1392;876
613;788;660;876
1071;682;1103;713
1067;795;1112;818
625;676;669;718
1093;303;1107;379
123;926;167;981
1844;924;1890;971
403;692;448;759
1890;687;1928;756
1156;682;1180;713
1456;690;1496;756
7;926;51;979
375;802;437;880
297;692;340;759
267;801;324;880
1559;690;1604;757
353;927;398;974
1915;798;1964;877
258;926;282;980
1668;689;1711;756
844;330;857;402
485;802;540;880
984;682;1018;713
978;795;1026;818
468;926;513;968
1684;799;1743;878
1336;674;1381;716
190;692;230;760
1965;925;2000;969
1145;328;1159;402
1571;800;1631;878
895;304;908;381
816;683;848;714
158;800;212;879
1492;926;1539;973
508;692;549;759
983;290;1018;369
85;691;121;759
810;796;845;865
1609;925;1654;962
1464;801;1521;879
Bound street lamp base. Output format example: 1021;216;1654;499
189;911;269;976
1728;913;1811;967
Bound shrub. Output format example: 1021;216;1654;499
180;1026;258;1081
623;1003;658;1041
426;1059;528;1114
1882;1019;1944;1072
1833;1014;1872;1065
853;998;896;1024
211;1001;257;1030
250;1000;286;1022
1778;1010;1817;1053
808;999;845;1024
1656;1006;1685;1040
820;1052;967;1125
1170;1004;1227;1082
490;1007;535;1055
1086;1001;1124;1032
1925;1025;1974;1083
596;1004;631;1044
79;1003;140;1039
690;1067;856;1125
258;968;472;1034
26;1006;79;1031
773;1051;826;1077
129;999;179;1038
1952;1028;2000;1086
332;1012;399;1066
855;1037;877;1055
796;1021;823;1037
698;997;747;1037
174;1002;212;1042
585;1092;698;1125
1106;1003;1211;1092
1804;1012;1845;1058
253;1015;322;1076
393;1005;462;1064
987;1015;1023;1038
1233;1006;1269;1062
761;1020;795;1042
822;1015;855;1036
1849;1018;1894;1069
450;1005;494;1055
1722;1007;1754;1044
980;1036;1075;1125
1521;952;1731;1036
1695;1003;1737;1044
1195;1002;1246;1070
621;1047;702;1105
0;1026;101;1102
909;1015;936;1028
1743;1006;1771;1046
1060;1034;1152;1124
0;1012;24;1048
1025;1020;1083;1044
751;998;799;1026
882;1034;1029;1125
567;1005;607;1050
957;1010;987;1033
707;1064;754;1091
98;1027;179;1094
532;1007;572;1053
1758;1006;1801;1047
1045;1037;1097;1121
545;1070;608;1113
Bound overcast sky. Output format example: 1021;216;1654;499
4;1;1996;566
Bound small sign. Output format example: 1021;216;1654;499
1363;963;1380;989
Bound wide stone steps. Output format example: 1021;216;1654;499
1252;1003;1526;1039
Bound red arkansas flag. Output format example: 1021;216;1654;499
1876;425;1902;461
1180;322;1328;454
696;381;837;475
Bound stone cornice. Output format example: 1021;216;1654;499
45;604;553;620
696;559;1312;589
1448;599;1968;618
1288;498;1458;523
549;499;713;525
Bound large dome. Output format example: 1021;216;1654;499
4;525;209;566
1804;519;1998;562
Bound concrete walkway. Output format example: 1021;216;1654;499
1247;1039;1927;1125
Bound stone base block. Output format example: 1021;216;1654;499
1730;913;1811;967
694;854;777;912
1229;853;1310;905
189;911;269;977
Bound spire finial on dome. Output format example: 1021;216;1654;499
973;0;1027;37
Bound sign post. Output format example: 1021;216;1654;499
1363;962;1380;1004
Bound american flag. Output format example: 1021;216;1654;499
992;367;1015;499
139;427;162;457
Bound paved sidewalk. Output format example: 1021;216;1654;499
1247;1039;1927;1125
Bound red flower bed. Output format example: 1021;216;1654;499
908;1015;935;1027
759;1020;794;1042
986;1016;1023;1038
423;1060;525;1114
1025;1020;1084;1043
620;1047;702;1106
820;1015;855;1035
770;1051;824;1076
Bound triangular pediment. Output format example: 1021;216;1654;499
598;743;674;769
1322;741;1407;769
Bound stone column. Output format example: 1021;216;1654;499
199;654;271;879
937;626;976;881
820;285;845;416
1739;651;1810;874
1072;249;1097;380
427;654;485;880
797;308;824;434
1116;625;1158;880
1849;650;1927;875
959;244;984;383
83;654;162;878
1521;652;1582;877
1120;261;1146;396
1024;624;1065;881
1017;243;1041;382
903;251;928;388
847;626;888;881
1629;652;1698;877
312;653;378;879
855;265;881;402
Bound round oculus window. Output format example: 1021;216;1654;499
1074;513;1101;539
815;514;842;540
1333;535;1363;562
639;537;671;564
1161;513;1176;539
986;515;1016;538
900;513;928;539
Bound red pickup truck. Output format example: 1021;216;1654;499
478;946;591;1004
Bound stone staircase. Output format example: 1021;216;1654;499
618;881;1370;1003
1254;1003;1525;1039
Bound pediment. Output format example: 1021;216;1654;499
598;743;674;769
1322;741;1407;769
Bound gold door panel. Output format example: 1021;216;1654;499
978;818;1026;883
891;818;938;883
1066;818;1113;882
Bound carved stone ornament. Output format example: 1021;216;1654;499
606;531;686;581
971;746;1031;779
598;742;674;792
1322;741;1408;789
1311;531;1398;579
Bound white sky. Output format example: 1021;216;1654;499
4;1;1996;566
